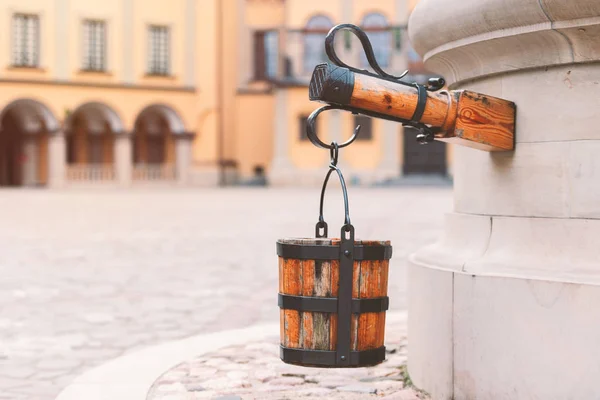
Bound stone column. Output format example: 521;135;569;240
407;1;600;399
114;133;132;187
22;138;38;186
175;134;194;185
269;89;293;185
378;120;400;180
47;131;66;188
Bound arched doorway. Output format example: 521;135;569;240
65;102;123;182
133;104;185;181
0;99;59;187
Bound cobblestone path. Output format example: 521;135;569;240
0;187;451;399
148;314;428;399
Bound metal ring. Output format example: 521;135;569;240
306;105;361;150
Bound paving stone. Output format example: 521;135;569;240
253;368;278;382
373;380;406;393
225;370;249;380
189;367;219;378
294;387;334;395
337;384;378;394
267;376;305;386
380;389;422;400
317;378;356;388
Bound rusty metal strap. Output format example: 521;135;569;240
278;294;389;313
276;242;392;260
280;345;386;368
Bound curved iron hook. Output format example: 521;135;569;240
324;24;409;82
324;23;446;92
306;105;361;150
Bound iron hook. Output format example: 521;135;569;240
324;23;408;81
306;105;361;150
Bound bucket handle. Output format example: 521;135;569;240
316;142;352;238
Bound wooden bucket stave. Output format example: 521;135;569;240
278;237;392;368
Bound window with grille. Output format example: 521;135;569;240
148;25;170;76
82;20;106;71
12;14;40;67
354;115;373;140
253;30;278;80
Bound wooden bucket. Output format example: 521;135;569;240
277;235;392;367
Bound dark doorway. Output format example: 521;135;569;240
0;113;24;186
402;126;447;175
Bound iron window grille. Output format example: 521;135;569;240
12;14;40;68
148;25;170;76
82;20;106;72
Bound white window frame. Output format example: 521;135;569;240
147;25;170;76
12;13;40;68
82;19;107;72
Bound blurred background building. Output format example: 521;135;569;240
0;0;450;188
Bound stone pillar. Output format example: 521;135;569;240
378;120;400;179
407;1;600;399
114;133;132;187
47;131;66;188
175;134;194;185
22;138;38;186
269;89;293;185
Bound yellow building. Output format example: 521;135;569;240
0;0;450;188
0;0;222;187
236;0;451;185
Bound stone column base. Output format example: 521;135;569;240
47;132;66;188
408;212;600;400
189;166;220;187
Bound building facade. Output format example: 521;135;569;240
0;0;219;188
0;0;451;188
237;0;452;185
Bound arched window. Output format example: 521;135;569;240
360;13;391;68
303;15;333;73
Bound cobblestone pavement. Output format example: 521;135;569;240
0;187;451;399
148;315;428;400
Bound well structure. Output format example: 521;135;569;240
407;1;600;399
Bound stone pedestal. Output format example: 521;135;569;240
407;1;600;399
114;134;132;187
47;131;66;188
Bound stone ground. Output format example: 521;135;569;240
0;187;451;399
148;315;428;400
